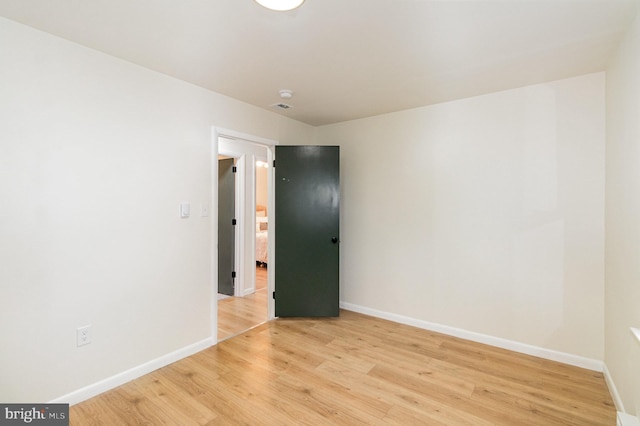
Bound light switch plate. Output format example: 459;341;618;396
180;202;190;218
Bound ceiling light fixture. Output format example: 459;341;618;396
254;0;305;12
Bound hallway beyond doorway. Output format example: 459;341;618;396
217;266;268;341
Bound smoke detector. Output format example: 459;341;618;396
279;89;293;99
270;89;294;109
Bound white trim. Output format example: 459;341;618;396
232;155;246;297
605;363;626;412
604;345;640;423
211;128;220;342
243;152;259;297
49;338;214;405
619;412;640;426
214;127;279;147
631;327;640;344
340;302;604;371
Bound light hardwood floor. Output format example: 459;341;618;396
217;266;268;341
70;310;616;425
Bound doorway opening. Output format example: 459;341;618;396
255;157;269;295
214;129;276;342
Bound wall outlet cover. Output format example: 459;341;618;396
77;325;92;347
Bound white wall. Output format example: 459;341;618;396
0;17;314;403
605;10;640;416
319;73;605;361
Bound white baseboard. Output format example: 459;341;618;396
340;302;603;372
605;365;640;425
604;363;625;412
49;337;215;405
619;412;640;426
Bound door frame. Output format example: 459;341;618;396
211;127;277;342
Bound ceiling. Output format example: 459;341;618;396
0;0;637;126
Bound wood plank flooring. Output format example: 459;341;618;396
70;310;616;425
217;266;268;341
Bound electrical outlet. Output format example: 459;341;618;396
77;325;92;347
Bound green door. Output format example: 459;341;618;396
275;146;340;317
218;158;235;296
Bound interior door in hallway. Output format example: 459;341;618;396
218;157;235;296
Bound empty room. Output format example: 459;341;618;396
1;0;639;424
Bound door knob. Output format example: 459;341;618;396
331;237;339;244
